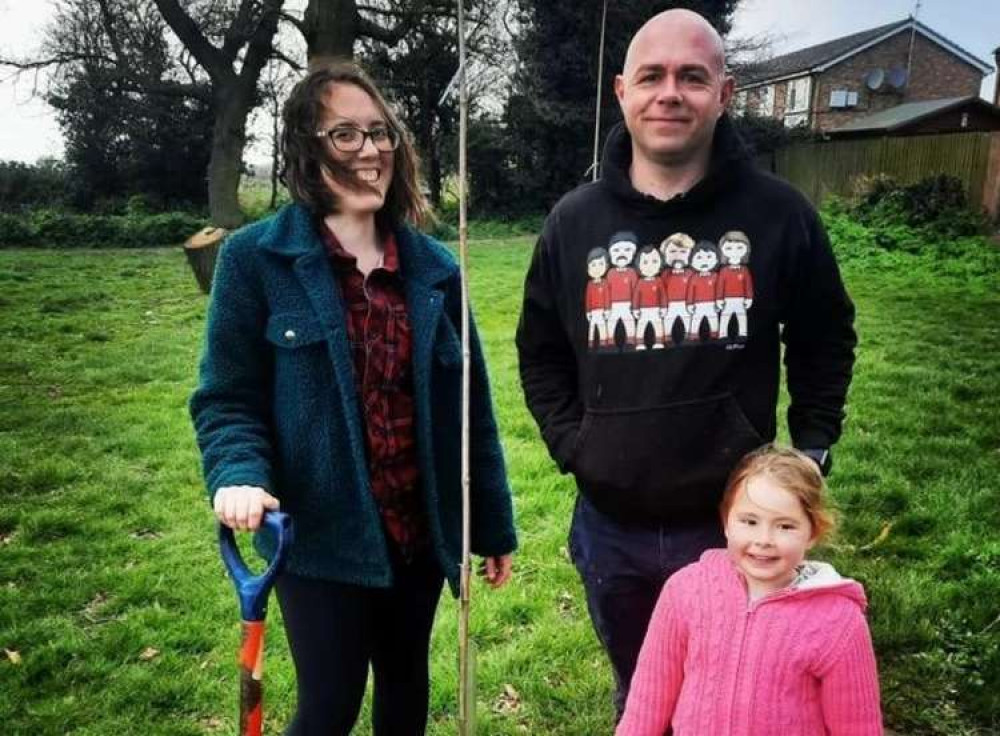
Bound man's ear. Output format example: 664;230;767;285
614;74;626;108
718;75;735;114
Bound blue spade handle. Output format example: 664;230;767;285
219;511;294;622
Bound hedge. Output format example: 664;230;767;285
0;210;208;248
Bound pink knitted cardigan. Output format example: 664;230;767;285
617;550;882;736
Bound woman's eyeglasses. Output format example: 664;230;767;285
316;125;400;153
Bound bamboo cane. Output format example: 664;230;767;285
591;0;609;182
456;0;476;734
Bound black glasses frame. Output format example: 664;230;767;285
315;125;401;153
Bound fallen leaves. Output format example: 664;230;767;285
129;529;162;540
81;592;110;624
198;716;224;731
492;683;522;715
4;648;22;665
858;522;894;551
557;590;575;617
138;647;159;662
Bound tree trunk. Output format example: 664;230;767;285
304;0;357;66
208;86;254;228
270;90;281;210
429;139;442;210
419;77;442;209
184;226;229;293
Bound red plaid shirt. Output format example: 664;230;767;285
319;222;429;558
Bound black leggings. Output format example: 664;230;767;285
275;549;444;736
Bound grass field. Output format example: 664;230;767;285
0;228;998;735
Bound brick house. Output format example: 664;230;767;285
732;18;995;132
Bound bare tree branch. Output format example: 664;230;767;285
152;0;228;79
178;48;203;86
356;14;407;45
0;54;107;72
271;47;304;71
222;0;260;59
96;0;128;61
278;9;305;34
237;0;283;88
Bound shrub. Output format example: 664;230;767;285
822;203;1000;285
28;211;125;248
30;209;83;247
427;219;459;242
0;213;35;246
732;113;815;156
0;159;68;211
125;194;160;216
122;212;207;247
851;174;986;237
0;210;207;248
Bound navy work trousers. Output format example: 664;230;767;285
568;493;725;719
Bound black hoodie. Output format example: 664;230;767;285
516;116;856;524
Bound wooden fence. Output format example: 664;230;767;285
770;131;1000;221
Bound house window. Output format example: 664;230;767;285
786;78;810;114
830;89;858;109
759;85;775;117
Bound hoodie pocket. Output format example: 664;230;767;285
570;393;763;521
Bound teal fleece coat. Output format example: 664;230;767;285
190;203;517;594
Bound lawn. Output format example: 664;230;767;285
0;227;997;735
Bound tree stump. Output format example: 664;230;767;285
183;226;228;294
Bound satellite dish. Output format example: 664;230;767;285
864;68;885;91
887;66;908;90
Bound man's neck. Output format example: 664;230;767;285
629;146;712;202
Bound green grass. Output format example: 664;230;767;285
0;230;998;735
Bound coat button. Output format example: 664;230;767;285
284;329;296;341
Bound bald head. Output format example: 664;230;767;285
613;7;734;182
624;9;726;76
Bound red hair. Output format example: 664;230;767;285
720;445;836;542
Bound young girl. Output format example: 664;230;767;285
617;445;882;735
191;63;516;734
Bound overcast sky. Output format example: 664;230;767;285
0;0;996;163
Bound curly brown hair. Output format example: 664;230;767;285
279;61;430;228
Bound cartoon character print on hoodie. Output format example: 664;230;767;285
584;232;755;351
517;116;857;524
716;231;753;340
585;248;613;349
686;240;722;341
659;233;695;346
632;245;666;350
605;232;640;349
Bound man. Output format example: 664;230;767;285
515;9;856;718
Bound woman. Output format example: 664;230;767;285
190;62;517;735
